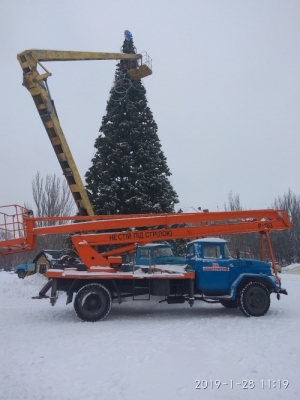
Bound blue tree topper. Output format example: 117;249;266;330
124;30;133;41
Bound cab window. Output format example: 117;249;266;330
140;249;150;258
186;245;195;257
160;248;173;257
203;244;221;258
154;248;173;257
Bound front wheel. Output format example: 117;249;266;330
17;270;26;279
74;283;112;322
238;282;270;317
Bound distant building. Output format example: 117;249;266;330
32;250;63;274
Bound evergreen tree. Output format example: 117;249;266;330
85;31;178;214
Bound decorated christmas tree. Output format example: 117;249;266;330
85;31;178;214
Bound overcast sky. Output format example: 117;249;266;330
1;0;299;213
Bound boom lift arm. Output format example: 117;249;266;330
17;50;152;216
0;205;292;273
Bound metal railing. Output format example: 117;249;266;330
0;205;30;254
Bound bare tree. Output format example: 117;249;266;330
272;189;300;264
223;190;299;263
224;190;243;212
32;172;74;224
223;192;260;259
27;172;75;251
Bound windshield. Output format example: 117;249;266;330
153;247;174;257
224;244;232;258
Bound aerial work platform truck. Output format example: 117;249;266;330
0;205;291;321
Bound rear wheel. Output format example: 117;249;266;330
74;283;112;322
238;282;270;317
220;300;238;308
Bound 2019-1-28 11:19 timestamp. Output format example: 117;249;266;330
195;379;289;390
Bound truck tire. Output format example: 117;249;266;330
238;282;270;317
17;270;26;279
220;300;238;308
74;283;112;322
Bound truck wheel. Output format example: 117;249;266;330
238;282;270;317
17;270;26;279
74;283;112;322
220;300;238;308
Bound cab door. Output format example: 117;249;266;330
199;243;232;293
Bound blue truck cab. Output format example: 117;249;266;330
135;243;186;266
15;261;35;278
186;238;287;316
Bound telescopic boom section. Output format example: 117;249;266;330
0;206;292;267
17;50;152;216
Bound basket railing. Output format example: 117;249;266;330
0;205;30;254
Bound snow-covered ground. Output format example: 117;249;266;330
0;269;299;400
282;263;300;274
